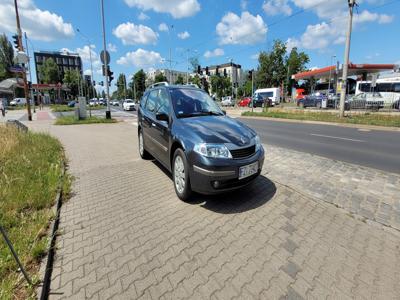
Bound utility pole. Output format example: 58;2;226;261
251;70;254;113
100;0;111;119
14;0;32;121
186;49;189;84
339;0;356;117
133;79;137;102
24;32;35;113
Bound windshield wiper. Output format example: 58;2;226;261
200;110;223;116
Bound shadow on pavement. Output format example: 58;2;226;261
151;160;276;214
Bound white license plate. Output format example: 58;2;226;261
239;162;259;180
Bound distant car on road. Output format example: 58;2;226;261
123;99;136;111
10;98;27;106
111;100;119;106
138;84;264;201
67;100;76;107
252;94;272;108
238;97;251;107
89;99;97;106
253;88;280;106
347;92;384;110
221;96;234;107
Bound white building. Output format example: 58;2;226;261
146;69;190;85
201;62;244;87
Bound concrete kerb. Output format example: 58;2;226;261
37;158;66;300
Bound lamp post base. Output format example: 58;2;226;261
105;111;111;119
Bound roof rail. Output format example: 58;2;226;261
148;81;169;90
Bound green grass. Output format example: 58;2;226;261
242;109;400;127
54;115;117;125
0;126;67;299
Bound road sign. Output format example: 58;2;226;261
100;50;110;65
371;74;378;88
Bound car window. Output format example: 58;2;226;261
145;90;158;112
140;93;148;109
155;89;170;115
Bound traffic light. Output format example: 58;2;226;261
197;65;201;74
12;34;20;49
248;70;253;80
102;65;107;76
205;67;209;76
93;80;96;86
223;68;227;77
99;81;104;86
216;66;219;76
107;66;114;83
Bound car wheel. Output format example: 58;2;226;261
173;148;192;201
138;129;150;159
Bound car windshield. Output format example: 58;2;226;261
170;88;224;118
125;100;133;103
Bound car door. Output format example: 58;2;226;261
141;90;158;154
148;88;171;167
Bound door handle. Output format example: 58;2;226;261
151;122;156;127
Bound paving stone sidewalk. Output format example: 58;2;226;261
264;146;400;231
30;121;400;299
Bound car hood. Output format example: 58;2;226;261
179;116;255;146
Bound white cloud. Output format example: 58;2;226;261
84;69;92;76
138;12;150;20
250;53;259;60
287;0;394;50
263;0;292;16
113;22;158;45
117;48;164;68
216;11;267;45
177;31;190;39
75;45;100;65
285;38;300;52
124;0;200;18
204;48;224;58
240;0;248;10
158;23;169;32
0;0;74;41
108;43;117;52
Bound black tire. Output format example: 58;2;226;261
138;129;151;159
172;148;192;201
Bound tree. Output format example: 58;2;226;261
285;47;309;96
116;73;127;99
189;56;200;72
256;40;287;89
154;72;168;83
210;75;231;98
38;57;59;84
0;34;14;81
189;74;201;87
175;74;184;85
129;69;146;101
63;69;80;98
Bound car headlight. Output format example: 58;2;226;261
255;135;262;152
194;143;232;159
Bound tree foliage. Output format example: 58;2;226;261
129;69;146;100
0;34;14;81
154;72;168;83
210;75;231;98
255;40;309;96
175;74;184;85
63;69;80;98
38;58;60;84
116;73;127;99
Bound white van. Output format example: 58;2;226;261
254;88;281;106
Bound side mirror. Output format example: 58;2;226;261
156;113;169;122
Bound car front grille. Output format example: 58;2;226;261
230;145;256;159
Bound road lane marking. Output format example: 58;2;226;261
310;133;365;143
358;128;371;132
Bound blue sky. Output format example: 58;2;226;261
0;0;399;91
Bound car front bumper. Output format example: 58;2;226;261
188;147;265;194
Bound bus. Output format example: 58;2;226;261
355;77;400;105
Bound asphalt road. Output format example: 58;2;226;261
239;118;400;174
56;106;400;174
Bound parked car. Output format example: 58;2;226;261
67;100;76;107
138;85;264;201
238;97;252;107
253;88;280;106
111;100;120;106
347;92;384;110
221;96;234;107
123;99;136;111
297;92;328;109
89;99;97;106
252;94;272;108
392;99;400;110
10;98;27;106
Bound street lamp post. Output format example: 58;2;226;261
100;0;111;119
76;28;94;117
24;32;35;113
13;0;32;121
339;0;356;117
328;55;336;108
